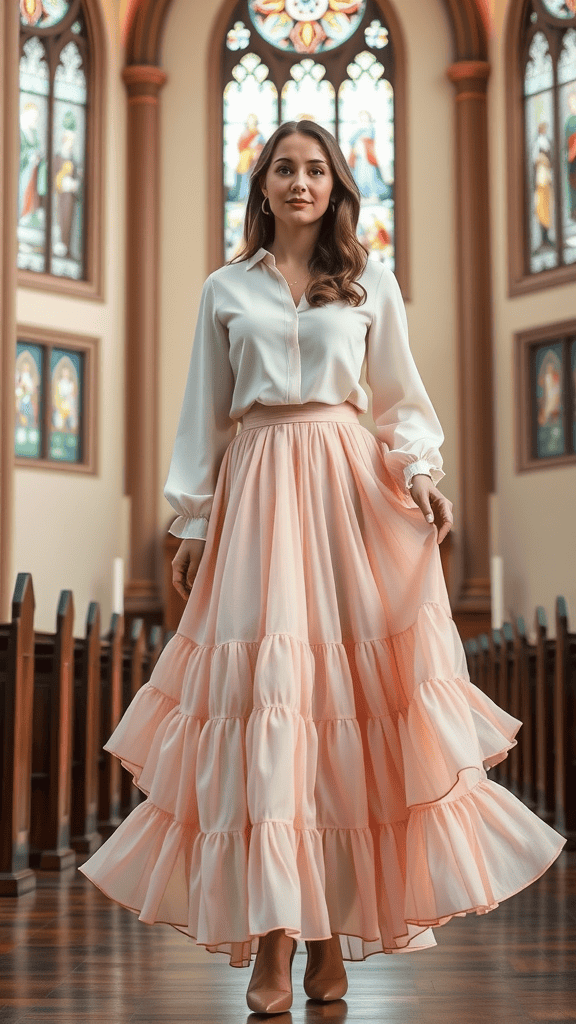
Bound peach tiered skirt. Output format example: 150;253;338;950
79;400;566;967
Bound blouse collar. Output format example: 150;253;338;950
245;247;275;270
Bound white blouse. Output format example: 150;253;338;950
164;247;445;541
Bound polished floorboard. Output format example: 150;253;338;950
0;848;574;1023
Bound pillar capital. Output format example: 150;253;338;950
446;60;490;100
122;64;167;103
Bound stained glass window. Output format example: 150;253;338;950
281;60;335;133
224;53;278;261
540;0;576;18
15;337;86;465
18;0;88;280
248;0;367;54
221;0;398;267
516;328;576;471
339;51;394;259
523;1;576;274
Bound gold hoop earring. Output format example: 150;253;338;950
261;196;271;215
329;199;336;214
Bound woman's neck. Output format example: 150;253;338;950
268;222;321;266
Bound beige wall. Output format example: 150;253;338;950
488;1;576;638
158;0;460;539
13;0;130;634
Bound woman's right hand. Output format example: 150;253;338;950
172;537;205;600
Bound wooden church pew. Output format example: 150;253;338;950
477;633;490;700
29;590;76;870
553;597;576;850
463;637;479;686
98;612;124;840
507;619;523;800
120;617;146;818
487;629;502;783
0;573;36;895
145;624;164;675
70;601;102;856
512;615;537;813
534;607;556;827
497;623;514;790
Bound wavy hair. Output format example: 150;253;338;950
227;120;369;307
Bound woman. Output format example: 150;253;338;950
79;121;566;1015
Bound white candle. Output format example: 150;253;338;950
490;555;504;629
112;557;124;615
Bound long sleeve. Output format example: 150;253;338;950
366;265;445;495
163;275;237;540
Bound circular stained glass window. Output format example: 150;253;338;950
540;0;575;18
248;0;367;54
20;0;71;29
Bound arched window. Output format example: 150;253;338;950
219;0;404;271
512;0;576;288
18;0;104;297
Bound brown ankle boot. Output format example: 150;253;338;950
303;934;348;1001
246;929;298;1014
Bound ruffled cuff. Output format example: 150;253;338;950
168;514;209;541
404;459;445;490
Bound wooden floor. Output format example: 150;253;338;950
0;849;574;1023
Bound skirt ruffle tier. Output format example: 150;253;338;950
78;400;566;967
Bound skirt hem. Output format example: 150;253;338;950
78;832;566;968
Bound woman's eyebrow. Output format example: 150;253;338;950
272;157;328;165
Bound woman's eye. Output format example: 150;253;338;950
277;166;323;175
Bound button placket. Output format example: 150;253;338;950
268;260;302;405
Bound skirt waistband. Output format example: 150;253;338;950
239;400;361;429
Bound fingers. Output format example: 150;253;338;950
432;494;454;545
172;554;200;600
410;479;434;523
411;480;454;545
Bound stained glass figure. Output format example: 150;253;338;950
15;342;43;459
524;31;557;272
535;343;565;457
52;42;86;278
558;30;576;265
339;51;393;265
248;0;366;54
50;348;82;462
18;39;50;272
281;59;335;134
224;53;278;261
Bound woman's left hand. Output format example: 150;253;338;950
409;474;453;544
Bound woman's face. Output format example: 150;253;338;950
261;132;334;232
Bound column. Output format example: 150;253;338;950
122;65;167;614
446;59;494;625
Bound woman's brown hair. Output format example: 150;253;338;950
227;120;369;307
